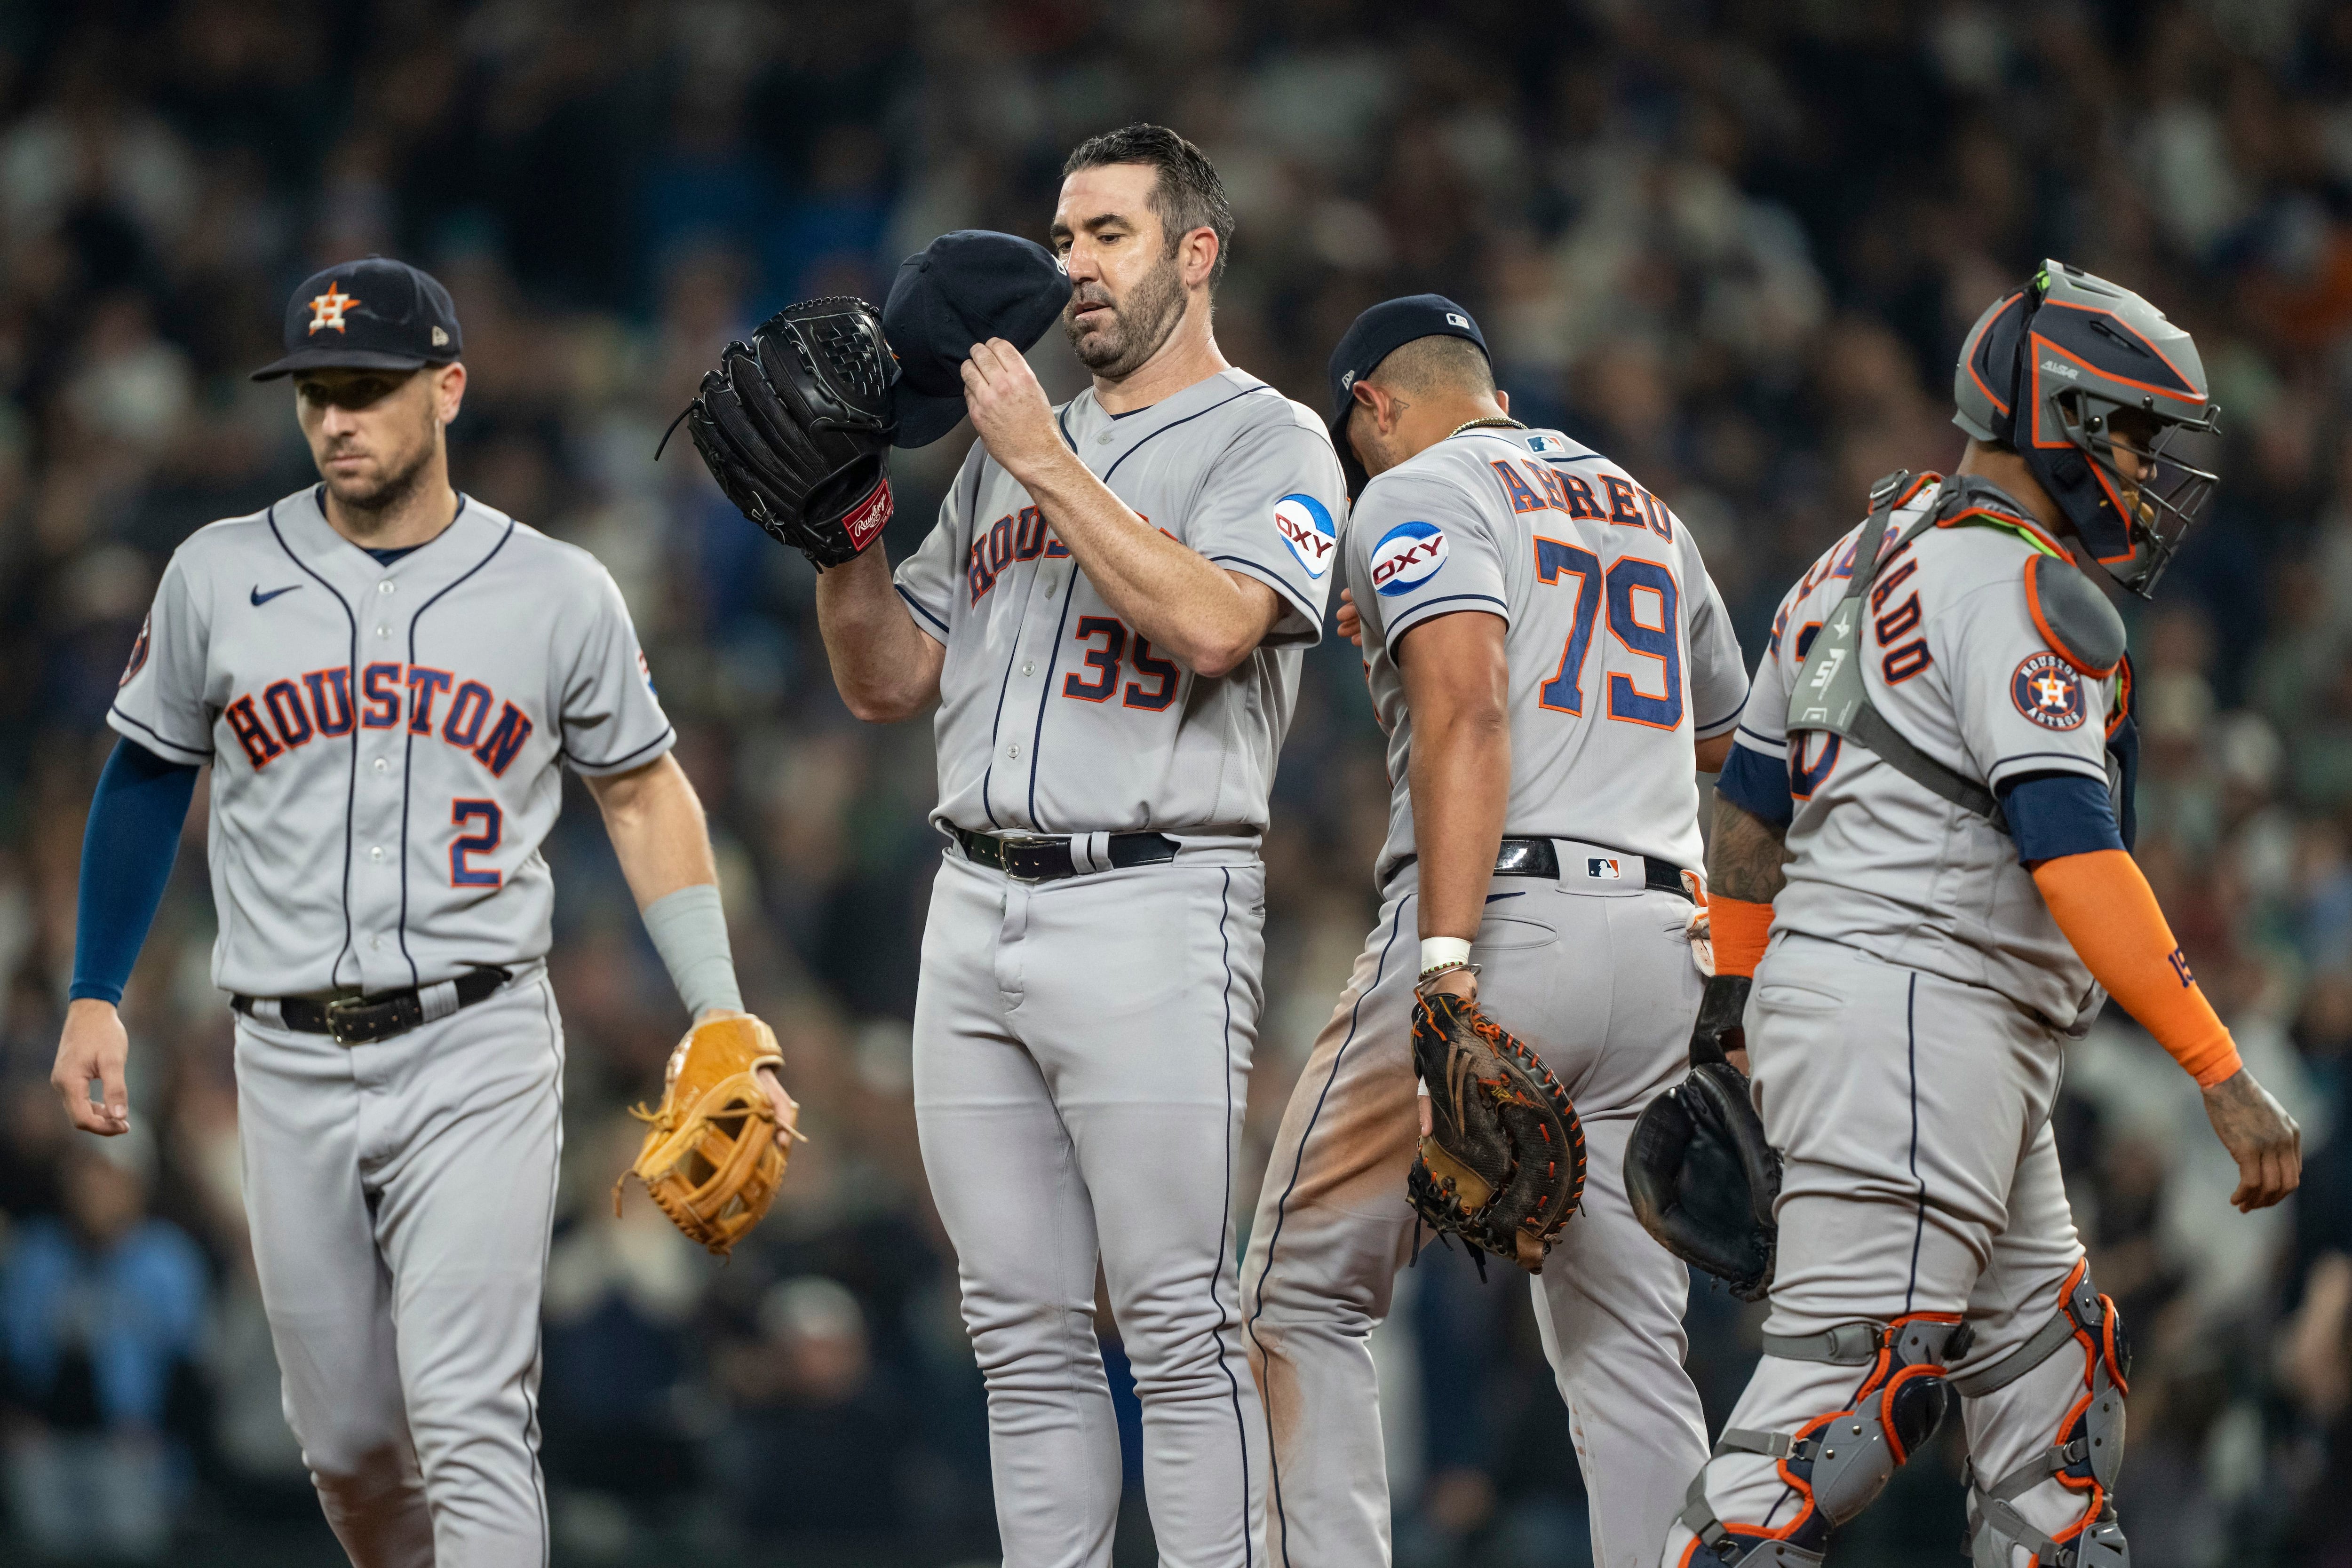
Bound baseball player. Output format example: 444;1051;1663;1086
1240;295;1750;1568
1663;263;2302;1568
807;124;1344;1567
49;257;789;1568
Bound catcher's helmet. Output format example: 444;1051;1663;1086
1953;261;2220;597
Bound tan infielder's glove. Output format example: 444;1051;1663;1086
616;1011;796;1256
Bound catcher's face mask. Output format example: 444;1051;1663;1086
2052;391;2221;599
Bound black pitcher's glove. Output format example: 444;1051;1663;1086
1408;990;1586;1275
678;296;899;569
1624;974;1781;1300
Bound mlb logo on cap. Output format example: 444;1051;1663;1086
1587;857;1623;880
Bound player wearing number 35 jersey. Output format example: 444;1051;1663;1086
1242;296;1747;1568
814;127;1343;1567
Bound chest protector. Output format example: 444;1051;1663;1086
1786;471;2126;834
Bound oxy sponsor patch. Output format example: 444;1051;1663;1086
1273;492;1337;578
2011;651;2087;729
1369;520;1448;597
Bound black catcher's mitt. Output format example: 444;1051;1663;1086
679;296;899;568
1409;991;1586;1274
1624;974;1782;1300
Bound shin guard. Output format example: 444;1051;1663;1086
1677;1314;1973;1567
1955;1260;2130;1568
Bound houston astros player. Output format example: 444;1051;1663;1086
809;124;1344;1566
1240;296;1749;1568
1664;263;2301;1568
49;257;789;1567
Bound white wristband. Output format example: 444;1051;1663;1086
1419;937;1473;975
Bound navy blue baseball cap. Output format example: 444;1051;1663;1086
884;230;1073;449
252;257;463;380
1326;293;1491;444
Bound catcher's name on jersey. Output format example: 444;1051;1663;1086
894;368;1346;837
112;485;674;1000
1346;426;1749;882
1730;479;2121;1025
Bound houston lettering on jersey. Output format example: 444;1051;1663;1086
967;506;1072;604
222;662;533;776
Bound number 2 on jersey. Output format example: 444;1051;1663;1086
1533;539;1683;728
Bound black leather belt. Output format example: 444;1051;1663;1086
233;966;512;1045
954;827;1178;884
1394;838;1693;900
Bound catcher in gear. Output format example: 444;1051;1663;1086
1241;295;1751;1568
1661;263;2298;1568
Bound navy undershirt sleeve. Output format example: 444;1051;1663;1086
1715;741;1795;828
1998;769;2125;864
70;738;200;1005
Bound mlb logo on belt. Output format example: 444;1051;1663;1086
1587;857;1622;880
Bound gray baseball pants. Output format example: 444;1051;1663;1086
914;847;1269;1568
1661;934;2101;1568
1242;853;1712;1568
235;968;563;1568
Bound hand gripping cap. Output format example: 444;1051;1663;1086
1953;261;2221;597
617;1013;793;1256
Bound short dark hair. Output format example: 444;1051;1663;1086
1063;123;1234;286
1367;335;1495;400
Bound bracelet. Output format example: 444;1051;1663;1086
1418;936;1478;987
1416;959;1481;990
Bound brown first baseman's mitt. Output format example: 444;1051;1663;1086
616;1012;796;1256
1408;990;1587;1274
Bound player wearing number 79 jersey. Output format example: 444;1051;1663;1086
1242;296;1748;1568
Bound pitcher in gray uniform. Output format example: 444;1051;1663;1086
50;257;787;1567
1240;296;1750;1568
1663;264;2300;1568
809;126;1344;1567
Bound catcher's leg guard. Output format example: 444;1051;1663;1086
1678;1314;1974;1567
1954;1261;2130;1568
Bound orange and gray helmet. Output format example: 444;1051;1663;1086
1952;261;2221;597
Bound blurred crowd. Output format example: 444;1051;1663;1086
3;1;2352;1564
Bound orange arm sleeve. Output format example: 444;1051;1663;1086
2031;849;2241;1087
1712;895;1774;980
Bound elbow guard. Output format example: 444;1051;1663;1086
2031;850;2239;1086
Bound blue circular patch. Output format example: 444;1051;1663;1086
1369;521;1449;597
2011;652;2086;730
1272;493;1337;579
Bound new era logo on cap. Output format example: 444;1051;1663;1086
1446;312;1470;328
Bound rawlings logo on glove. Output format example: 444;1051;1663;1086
671;296;900;570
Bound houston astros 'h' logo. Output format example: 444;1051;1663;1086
2010;651;2087;730
308;282;359;334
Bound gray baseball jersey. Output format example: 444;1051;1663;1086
892;368;1346;835
885;367;1343;1568
1728;477;2116;1026
1345;427;1748;881
111;483;674;998
1245;424;1747;1568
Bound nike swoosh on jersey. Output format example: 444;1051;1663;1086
250;584;302;606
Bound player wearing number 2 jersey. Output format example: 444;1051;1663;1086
1242;296;1748;1568
51;256;785;1567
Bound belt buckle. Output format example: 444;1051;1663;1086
324;995;370;1046
994;831;1053;883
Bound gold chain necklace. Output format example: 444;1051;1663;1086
1448;415;1528;439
